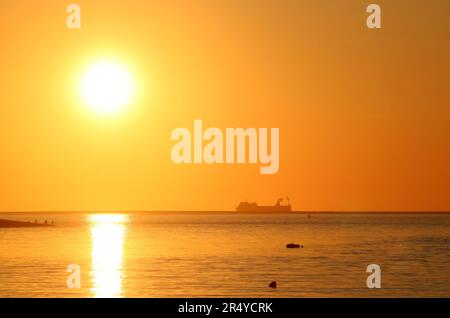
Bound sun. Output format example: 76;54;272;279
80;60;136;115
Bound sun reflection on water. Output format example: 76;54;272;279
88;214;128;298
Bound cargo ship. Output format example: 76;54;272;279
235;198;292;212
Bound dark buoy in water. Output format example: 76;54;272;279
286;243;303;248
269;281;277;288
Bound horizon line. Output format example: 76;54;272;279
1;210;450;214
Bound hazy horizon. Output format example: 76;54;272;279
2;210;450;214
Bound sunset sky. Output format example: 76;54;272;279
1;0;449;211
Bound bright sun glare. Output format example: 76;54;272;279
80;61;135;115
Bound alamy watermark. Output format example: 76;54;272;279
66;3;382;31
66;264;81;289
366;264;382;289
66;4;81;29
171;120;280;175
64;263;382;290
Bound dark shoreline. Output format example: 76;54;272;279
0;219;54;228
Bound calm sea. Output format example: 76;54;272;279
0;212;449;298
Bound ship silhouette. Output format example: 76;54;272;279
236;198;292;212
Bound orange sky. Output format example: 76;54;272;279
1;0;449;211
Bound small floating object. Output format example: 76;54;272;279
286;243;303;249
269;281;277;288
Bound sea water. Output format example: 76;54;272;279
0;212;449;297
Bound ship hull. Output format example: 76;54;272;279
235;205;291;212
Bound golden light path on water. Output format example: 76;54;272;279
88;214;128;298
